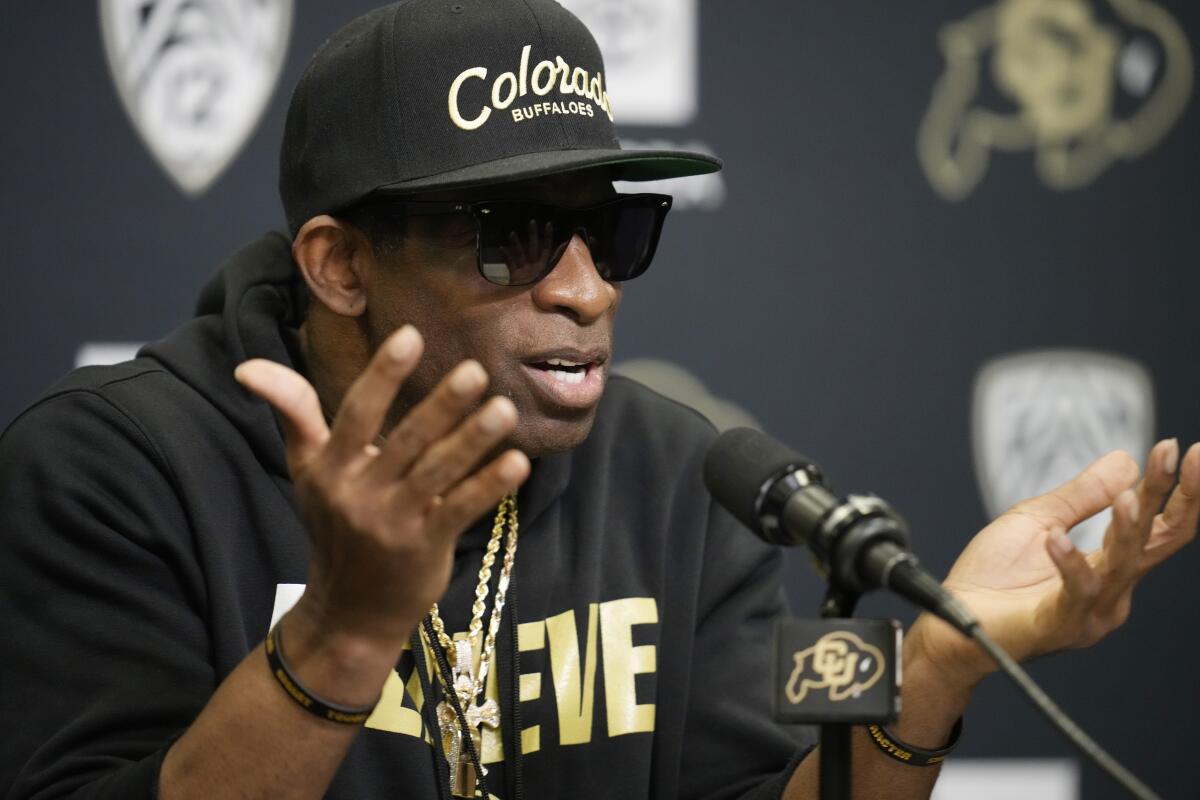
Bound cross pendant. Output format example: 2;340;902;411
451;698;500;798
439;700;483;799
455;696;500;797
441;640;503;798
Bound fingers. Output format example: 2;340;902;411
1139;441;1200;573
242;328;531;546
1158;441;1199;531
1089;440;1179;610
234;359;329;476
507;230;527;266
326;325;423;465
541;222;556;268
1014;450;1140;530
528;218;540;258
1045;529;1101;622
394;395;520;505
1132;438;1178;523
428;449;531;536
1094;489;1144;608
1043;440;1198;642
365;359;489;482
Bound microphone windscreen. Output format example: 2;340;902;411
703;427;815;535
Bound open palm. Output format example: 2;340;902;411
916;439;1198;684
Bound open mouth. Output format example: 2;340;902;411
528;357;590;385
521;351;608;408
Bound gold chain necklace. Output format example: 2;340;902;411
421;492;519;799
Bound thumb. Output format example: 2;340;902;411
1015;450;1140;531
234;359;330;475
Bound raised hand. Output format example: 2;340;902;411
911;438;1199;686
233;324;531;651
499;219;557;280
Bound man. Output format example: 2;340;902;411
0;2;1195;799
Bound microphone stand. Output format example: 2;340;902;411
816;585;861;800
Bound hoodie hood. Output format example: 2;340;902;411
140;232;306;481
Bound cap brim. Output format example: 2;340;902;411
370;148;722;196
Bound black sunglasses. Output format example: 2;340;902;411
360;193;673;286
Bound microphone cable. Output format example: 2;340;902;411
950;608;1161;800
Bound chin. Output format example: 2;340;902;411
511;412;598;459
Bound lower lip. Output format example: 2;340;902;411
521;363;605;409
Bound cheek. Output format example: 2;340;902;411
370;297;528;412
362;295;472;404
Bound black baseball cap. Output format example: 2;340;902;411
279;0;722;234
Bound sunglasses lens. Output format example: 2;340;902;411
478;210;565;286
476;196;667;286
596;204;662;281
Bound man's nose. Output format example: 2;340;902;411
530;232;618;323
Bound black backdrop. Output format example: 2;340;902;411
2;3;1197;798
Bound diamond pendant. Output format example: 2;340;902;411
451;639;477;699
437;701;463;794
452;743;479;798
442;706;485;798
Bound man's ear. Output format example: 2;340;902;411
292;215;372;317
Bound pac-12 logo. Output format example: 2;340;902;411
972;349;1155;551
785;631;886;704
99;0;293;195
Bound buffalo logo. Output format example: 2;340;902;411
918;0;1192;201
99;0;293;195
973;349;1154;551
785;631;885;704
560;0;698;125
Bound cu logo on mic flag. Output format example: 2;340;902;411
785;631;886;704
774;619;900;724
99;0;293;195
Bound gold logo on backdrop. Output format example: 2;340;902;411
918;0;1193;201
785;631;885;704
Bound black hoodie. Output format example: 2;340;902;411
0;233;813;799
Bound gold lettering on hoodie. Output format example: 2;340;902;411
600;597;658;737
335;597;657;754
365;640;431;741
547;604;599;745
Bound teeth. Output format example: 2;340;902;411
547;369;586;385
545;357;586;367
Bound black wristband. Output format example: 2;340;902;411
265;623;378;725
865;717;963;767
